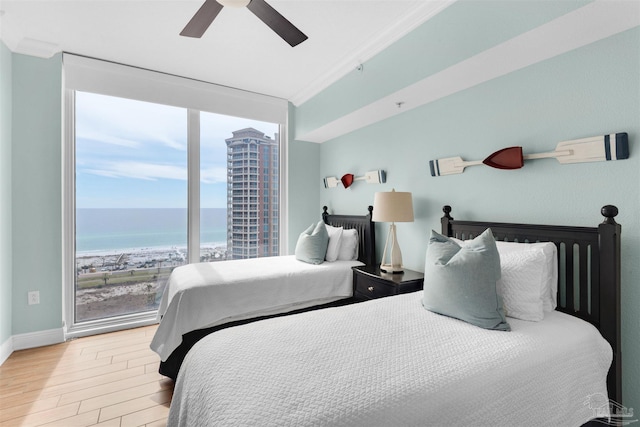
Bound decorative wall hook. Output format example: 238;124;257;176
429;132;628;177
323;170;386;189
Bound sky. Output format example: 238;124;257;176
75;91;279;209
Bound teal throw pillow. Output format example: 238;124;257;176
295;220;329;264
422;228;510;331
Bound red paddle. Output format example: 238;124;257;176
482;147;524;169
340;174;355;188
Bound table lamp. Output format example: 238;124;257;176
372;189;414;273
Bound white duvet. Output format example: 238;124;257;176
169;291;611;427
151;255;362;361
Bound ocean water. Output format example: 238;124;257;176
76;208;227;254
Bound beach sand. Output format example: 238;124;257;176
76;281;165;321
75;246;226;321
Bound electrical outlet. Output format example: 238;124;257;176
28;291;40;305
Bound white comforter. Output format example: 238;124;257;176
151;255;362;361
169;291;611;427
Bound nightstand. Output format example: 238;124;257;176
352;265;424;302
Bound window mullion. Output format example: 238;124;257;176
63;89;76;334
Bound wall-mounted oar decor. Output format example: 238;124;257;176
324;170;386;188
429;133;628;177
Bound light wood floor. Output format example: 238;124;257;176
0;325;173;427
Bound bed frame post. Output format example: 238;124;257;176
598;205;622;405
441;205;453;237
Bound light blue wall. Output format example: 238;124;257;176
287;103;321;253
3;56;313;340
0;42;13;347
297;22;640;411
295;0;592;138
11;53;63;335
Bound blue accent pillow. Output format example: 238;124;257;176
295;220;329;264
422;228;510;331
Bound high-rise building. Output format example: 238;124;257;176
226;128;279;259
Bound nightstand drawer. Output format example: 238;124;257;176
355;278;395;300
352;265;424;302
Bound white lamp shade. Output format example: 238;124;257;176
372;189;414;223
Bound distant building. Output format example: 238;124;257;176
226;128;279;259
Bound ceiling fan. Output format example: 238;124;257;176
180;0;308;47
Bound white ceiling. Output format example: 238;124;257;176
0;0;454;105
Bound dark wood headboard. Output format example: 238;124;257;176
441;205;622;404
322;206;376;267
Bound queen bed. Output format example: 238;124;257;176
151;206;376;379
167;205;622;426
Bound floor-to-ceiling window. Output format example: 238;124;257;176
64;54;287;337
74;92;188;322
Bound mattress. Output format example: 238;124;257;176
151;255;363;361
168;291;612;426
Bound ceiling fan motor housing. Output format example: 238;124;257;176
217;0;250;8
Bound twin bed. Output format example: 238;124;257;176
154;205;622;426
151;206;376;379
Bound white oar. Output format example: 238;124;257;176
428;157;483;176
430;132;628;177
527;133;628;164
323;176;340;188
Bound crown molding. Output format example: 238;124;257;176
1;35;61;58
14;37;61;58
288;0;456;107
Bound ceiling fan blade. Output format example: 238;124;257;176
247;0;308;47
180;0;224;38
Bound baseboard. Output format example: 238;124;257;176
12;328;64;351
0;336;12;366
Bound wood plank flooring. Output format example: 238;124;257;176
0;325;172;426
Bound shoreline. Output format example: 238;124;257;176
76;243;227;273
77;241;227;257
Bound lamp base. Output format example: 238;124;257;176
379;223;404;274
380;263;404;274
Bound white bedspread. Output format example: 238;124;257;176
151;256;362;361
169;291;612;427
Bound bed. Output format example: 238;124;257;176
168;204;622;426
151;206;376;380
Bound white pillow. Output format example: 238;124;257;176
337;228;359;261
497;250;546;321
495;241;558;312
325;224;343;262
452;237;558;313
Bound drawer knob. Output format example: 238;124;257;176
367;286;374;292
